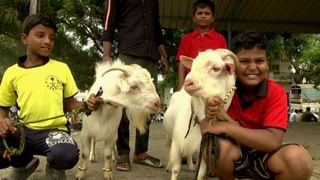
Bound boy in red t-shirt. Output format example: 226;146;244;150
198;31;313;179
176;0;227;90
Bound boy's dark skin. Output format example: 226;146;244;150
196;36;313;179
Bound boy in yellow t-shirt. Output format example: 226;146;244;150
0;14;102;179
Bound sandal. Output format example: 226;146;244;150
116;154;131;171
133;154;163;168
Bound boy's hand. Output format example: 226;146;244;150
205;97;224;120
86;94;103;111
0;118;17;138
200;119;230;135
160;57;169;75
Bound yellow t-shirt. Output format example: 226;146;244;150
0;59;78;131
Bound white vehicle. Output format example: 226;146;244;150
289;84;320;113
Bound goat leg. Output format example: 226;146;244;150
76;135;91;180
103;139;115;180
89;138;96;162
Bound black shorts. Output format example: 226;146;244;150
232;144;296;180
233;145;274;180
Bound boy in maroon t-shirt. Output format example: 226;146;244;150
176;0;227;90
198;31;313;179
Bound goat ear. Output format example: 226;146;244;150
118;79;130;93
215;49;239;64
215;49;238;74
103;96;125;106
225;63;235;74
180;55;193;69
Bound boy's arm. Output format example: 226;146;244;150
201;115;285;152
0;107;16;138
200;97;285;152
177;62;185;90
176;34;190;90
63;94;103;112
159;44;169;75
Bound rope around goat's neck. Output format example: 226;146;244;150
223;85;237;104
208;85;236;126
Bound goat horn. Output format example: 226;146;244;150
215;49;238;63
101;68;129;77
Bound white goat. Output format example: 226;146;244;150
76;60;160;180
163;49;238;180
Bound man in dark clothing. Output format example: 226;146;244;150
302;107;318;122
102;0;168;171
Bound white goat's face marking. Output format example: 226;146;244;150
94;60;160;113
184;49;236;99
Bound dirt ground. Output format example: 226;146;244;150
0;122;320;180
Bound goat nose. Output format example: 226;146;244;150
154;100;161;109
184;79;194;88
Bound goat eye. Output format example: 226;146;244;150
130;85;140;90
211;67;221;72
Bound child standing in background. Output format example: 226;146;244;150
176;0;227;90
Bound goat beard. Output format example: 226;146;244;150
125;108;150;134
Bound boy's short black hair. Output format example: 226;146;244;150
193;0;215;15
231;31;267;54
23;14;57;34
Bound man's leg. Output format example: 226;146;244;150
267;144;313;180
132;117;163;168
134;117;151;155
116;108;131;171
118;54;163;167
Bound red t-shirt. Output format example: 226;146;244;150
227;79;288;130
176;28;227;73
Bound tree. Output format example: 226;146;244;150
301;34;320;85
267;34;320;85
0;0;101;90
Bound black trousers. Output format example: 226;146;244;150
116;54;157;156
0;126;79;170
116;108;152;155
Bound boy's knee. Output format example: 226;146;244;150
47;143;79;170
269;144;313;177
286;145;313;174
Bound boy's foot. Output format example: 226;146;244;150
116;154;131;171
7;157;40;180
133;153;163;168
46;164;66;180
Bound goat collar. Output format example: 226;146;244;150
101;68;129;77
223;85;237;104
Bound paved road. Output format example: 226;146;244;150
0;122;320;179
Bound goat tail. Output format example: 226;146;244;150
126;108;150;134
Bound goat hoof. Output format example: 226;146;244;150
76;170;85;180
90;159;97;163
104;177;114;180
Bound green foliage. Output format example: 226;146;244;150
157;29;187;91
267;33;320;85
301;35;320;85
0;0;102;89
57;0;105;55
